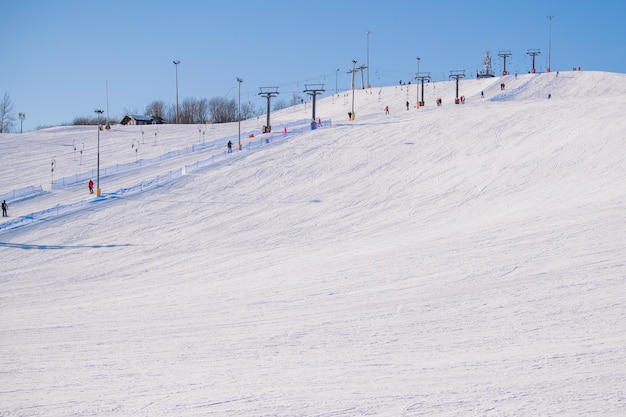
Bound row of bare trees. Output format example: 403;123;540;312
68;97;260;127
145;97;258;124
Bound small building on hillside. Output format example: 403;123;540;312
120;113;162;125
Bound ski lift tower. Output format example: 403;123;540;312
498;50;512;75
258;87;279;133
304;84;325;122
415;72;431;106
527;49;541;73
449;70;465;103
347;59;358;120
358;64;368;89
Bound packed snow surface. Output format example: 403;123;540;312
1;71;626;416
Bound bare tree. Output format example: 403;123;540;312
196;98;209;123
272;98;288;112
0;91;15;133
179;97;209;124
145;100;166;119
240;101;257;120
208;97;236;123
165;104;176;123
141;96;251;125
290;92;302;107
178;99;194;124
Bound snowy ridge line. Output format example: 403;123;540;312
0;119;331;234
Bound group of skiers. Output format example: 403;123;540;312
385;95;481;112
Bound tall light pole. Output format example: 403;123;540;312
546;14;555;72
366;30;371;88
173;60;180;123
94;109;104;196
237;77;243;149
335;68;339;94
416;56;421;106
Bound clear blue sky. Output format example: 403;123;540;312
1;0;625;131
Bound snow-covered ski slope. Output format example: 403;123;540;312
1;71;626;416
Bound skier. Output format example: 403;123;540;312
385;105;389;115
406;101;409;110
1;200;7;217
227;140;233;153
88;179;94;194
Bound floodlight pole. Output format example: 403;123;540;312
335;68;339;94
173;60;180;123
94;109;104;196
416;57;421;106
498;50;512;76
237;77;243;149
258;87;279;133
18;112;25;133
366;30;371;88
546;15;555;72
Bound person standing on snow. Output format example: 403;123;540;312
88;179;94;194
227;140;233;153
385;105;389;115
406;101;409;110
2;200;8;217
